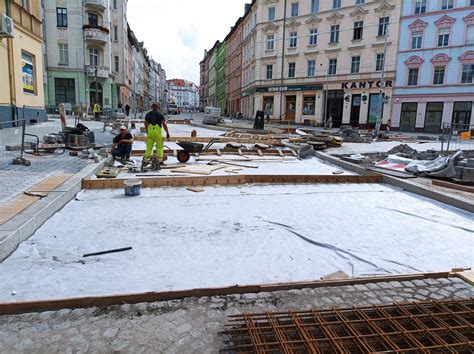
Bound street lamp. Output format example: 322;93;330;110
374;25;390;139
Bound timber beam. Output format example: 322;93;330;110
0;271;457;316
133;136;283;145
82;174;383;190
131;148;297;157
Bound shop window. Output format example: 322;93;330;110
433;66;445;85
351;56;361;74
56;8;67;28
400;102;417;132
264;97;274;115
21;52;35;95
303;96;315;115
353;21;363;40
452;102;472;126
408;68;419;86
425;102;443;133
55;78;76;105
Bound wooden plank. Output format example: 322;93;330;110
0;271;453;316
82;174;383;190
257;149;263;157
133;136;281;145
237;148;243;156
216;149;221;156
432;179;474;193
132;149;296;157
170;164;226;176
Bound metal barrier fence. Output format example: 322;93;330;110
0;119;27;167
441;123;474;153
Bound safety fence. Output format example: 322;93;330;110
441;123;474;153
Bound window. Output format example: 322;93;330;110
264;97;274;115
471;0;474;5
58;44;69;64
288;62;296;78
266;34;275;50
54;78;76;105
412;31;423;49
88;13;98;27
307;60;316;76
333;0;341;9
268;7;275;21
311;0;319;13
415;0;426;14
441;0;454;10
20;0;29;11
461;64;474;83
289;32;297;48
266;64;273;79
351;56;361;74
356;0;365;4
114;26;118;41
114;56;119;72
353;21;363;40
408;68;419;86
433;66;445;85
21;52;35;94
303;97;315;115
375;53;384;71
89;48;99;66
113;0;117;9
438;28;449;47
330;25;340;43
328;58;337;75
291;2;299;17
56;8;67;27
309;29;318;45
378;17;389;37
466;25;474;44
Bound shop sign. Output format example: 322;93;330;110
341;80;393;90
258;84;323;93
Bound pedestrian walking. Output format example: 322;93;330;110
125;104;131;117
143;103;170;165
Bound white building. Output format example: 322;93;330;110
166;79;199;109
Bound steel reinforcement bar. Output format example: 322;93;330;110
81;174;383;190
225;299;474;353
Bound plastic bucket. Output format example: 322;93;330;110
124;179;142;196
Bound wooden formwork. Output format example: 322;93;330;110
133;135;283;145
131;148;298;157
82;174;383;190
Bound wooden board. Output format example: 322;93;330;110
0;174;72;225
132;148;296;157
133;136;282;145
170;164;226;176
82;174;383;190
432;179;474;193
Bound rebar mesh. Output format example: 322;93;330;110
225;299;473;353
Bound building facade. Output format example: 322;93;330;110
225;17;244;117
0;0;45;122
207;41;219;107
216;41;227;113
392;0;474;132
166;79;199;110
241;2;257;119
239;0;400;127
199;51;209;109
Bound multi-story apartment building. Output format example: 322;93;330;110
199;51;209;109
167;79;199;109
208;41;219;107
239;0;400;127
0;0;45;122
392;0;474;132
225;16;244;116
43;0;116;110
149;59;166;107
216;41;227;113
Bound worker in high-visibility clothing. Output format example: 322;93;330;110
93;102;102;121
144;103;170;164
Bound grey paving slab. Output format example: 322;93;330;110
0;277;471;353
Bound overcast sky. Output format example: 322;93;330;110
128;0;248;85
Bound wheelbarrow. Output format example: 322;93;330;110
175;139;216;163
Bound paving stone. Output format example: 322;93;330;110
354;284;368;292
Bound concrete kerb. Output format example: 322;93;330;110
0;159;111;262
315;151;474;213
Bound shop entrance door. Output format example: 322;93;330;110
350;94;361;127
399;102;417;132
424;102;443;133
452;102;472;127
286;96;296;121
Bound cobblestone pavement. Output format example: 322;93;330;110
0;277;471;353
0;119;113;204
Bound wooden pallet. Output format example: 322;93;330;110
82;174;383;190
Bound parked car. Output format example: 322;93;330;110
168;104;180;115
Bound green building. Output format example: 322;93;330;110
216;41;227;114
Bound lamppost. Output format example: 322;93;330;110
374;25;390;139
278;0;288;121
320;63;329;128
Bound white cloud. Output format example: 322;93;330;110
127;0;248;84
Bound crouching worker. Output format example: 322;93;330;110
144;103;170;165
111;126;134;162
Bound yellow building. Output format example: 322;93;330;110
0;0;45;124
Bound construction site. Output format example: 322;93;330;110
0;114;473;352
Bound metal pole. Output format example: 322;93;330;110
94;66;99;104
278;0;287;121
324;70;328;128
20;119;26;159
374;25;389;139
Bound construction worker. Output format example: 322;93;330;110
144;103;170;164
111;126;134;162
93;102;102;121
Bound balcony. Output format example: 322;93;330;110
83;25;109;44
85;65;110;79
83;0;106;11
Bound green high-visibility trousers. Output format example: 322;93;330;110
145;124;163;159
